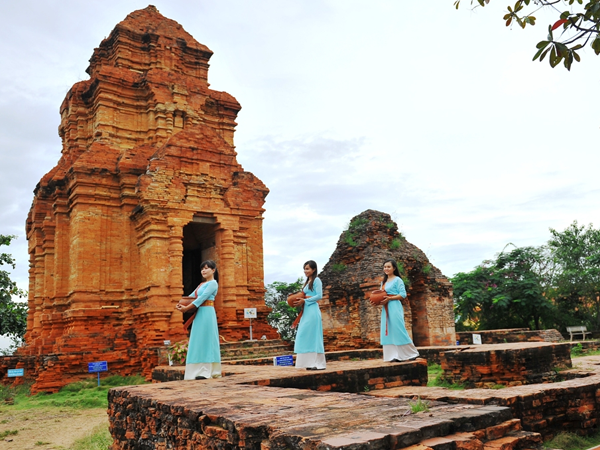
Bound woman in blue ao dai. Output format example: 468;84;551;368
377;259;419;362
176;260;221;380
293;260;326;370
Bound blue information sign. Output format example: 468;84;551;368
7;368;24;377
273;355;294;367
88;361;108;373
88;361;108;387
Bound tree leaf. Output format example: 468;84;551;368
551;19;568;30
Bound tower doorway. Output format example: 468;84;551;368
182;217;217;296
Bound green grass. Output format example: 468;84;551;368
0;429;18;439
408;396;430;413
1;374;147;410
344;233;358;247
571;343;584;356
544;430;600;450
427;363;466;389
390;239;402;250
571;344;600;358
332;263;347;273
69;424;112;450
348;217;368;229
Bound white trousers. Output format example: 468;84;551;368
295;352;326;369
383;344;419;362
184;362;222;380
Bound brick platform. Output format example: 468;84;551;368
152;359;428;392
456;328;564;345
110;359;544;449
368;353;600;438
440;342;572;387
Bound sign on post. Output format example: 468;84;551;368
273;355;294;367
88;360;108;386
244;308;257;341
7;368;24;377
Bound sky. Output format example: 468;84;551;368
0;1;599;349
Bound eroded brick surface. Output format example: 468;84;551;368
319;210;456;351
456;329;564;345
368;353;600;438
19;5;277;393
439;343;572;388
110;360;524;450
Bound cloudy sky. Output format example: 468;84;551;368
1;0;598;308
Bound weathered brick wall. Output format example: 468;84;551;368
20;6;277;393
319;210;455;350
109;361;430;449
457;328;564;345
440;342;572;387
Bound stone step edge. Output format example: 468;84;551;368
412;424;543;450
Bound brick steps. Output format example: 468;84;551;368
220;339;292;361
406;419;542;450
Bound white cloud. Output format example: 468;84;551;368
0;0;599;298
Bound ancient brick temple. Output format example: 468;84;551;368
319;210;455;349
21;6;277;391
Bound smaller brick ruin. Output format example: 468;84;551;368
440;342;572;388
319;210;456;350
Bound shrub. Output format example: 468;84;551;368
390;239;402;250
332;263;347;272
168;340;189;365
348;217;368;229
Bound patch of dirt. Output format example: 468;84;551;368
0;407;107;450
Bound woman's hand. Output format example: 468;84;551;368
176;302;192;313
294;297;306;307
382;295;394;305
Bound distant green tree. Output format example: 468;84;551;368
265;278;303;341
455;0;600;70
547;221;600;329
0;235;28;351
453;245;556;331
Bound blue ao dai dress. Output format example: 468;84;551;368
294;277;326;369
380;276;419;362
183;280;221;380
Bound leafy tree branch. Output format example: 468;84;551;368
455;0;600;70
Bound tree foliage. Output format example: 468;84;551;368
264;278;303;341
455;0;600;70
453;245;556;331
453;221;600;332
0;235;28;345
547;221;600;329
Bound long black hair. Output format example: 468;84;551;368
303;260;317;291
382;259;400;285
200;260;219;283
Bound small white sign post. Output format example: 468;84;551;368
164;340;172;366
472;334;482;345
244;308;257;340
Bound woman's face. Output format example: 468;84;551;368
383;262;394;276
304;264;315;278
201;265;216;279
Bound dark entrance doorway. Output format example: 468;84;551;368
182;217;217;296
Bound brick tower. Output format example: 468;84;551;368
22;6;277;392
